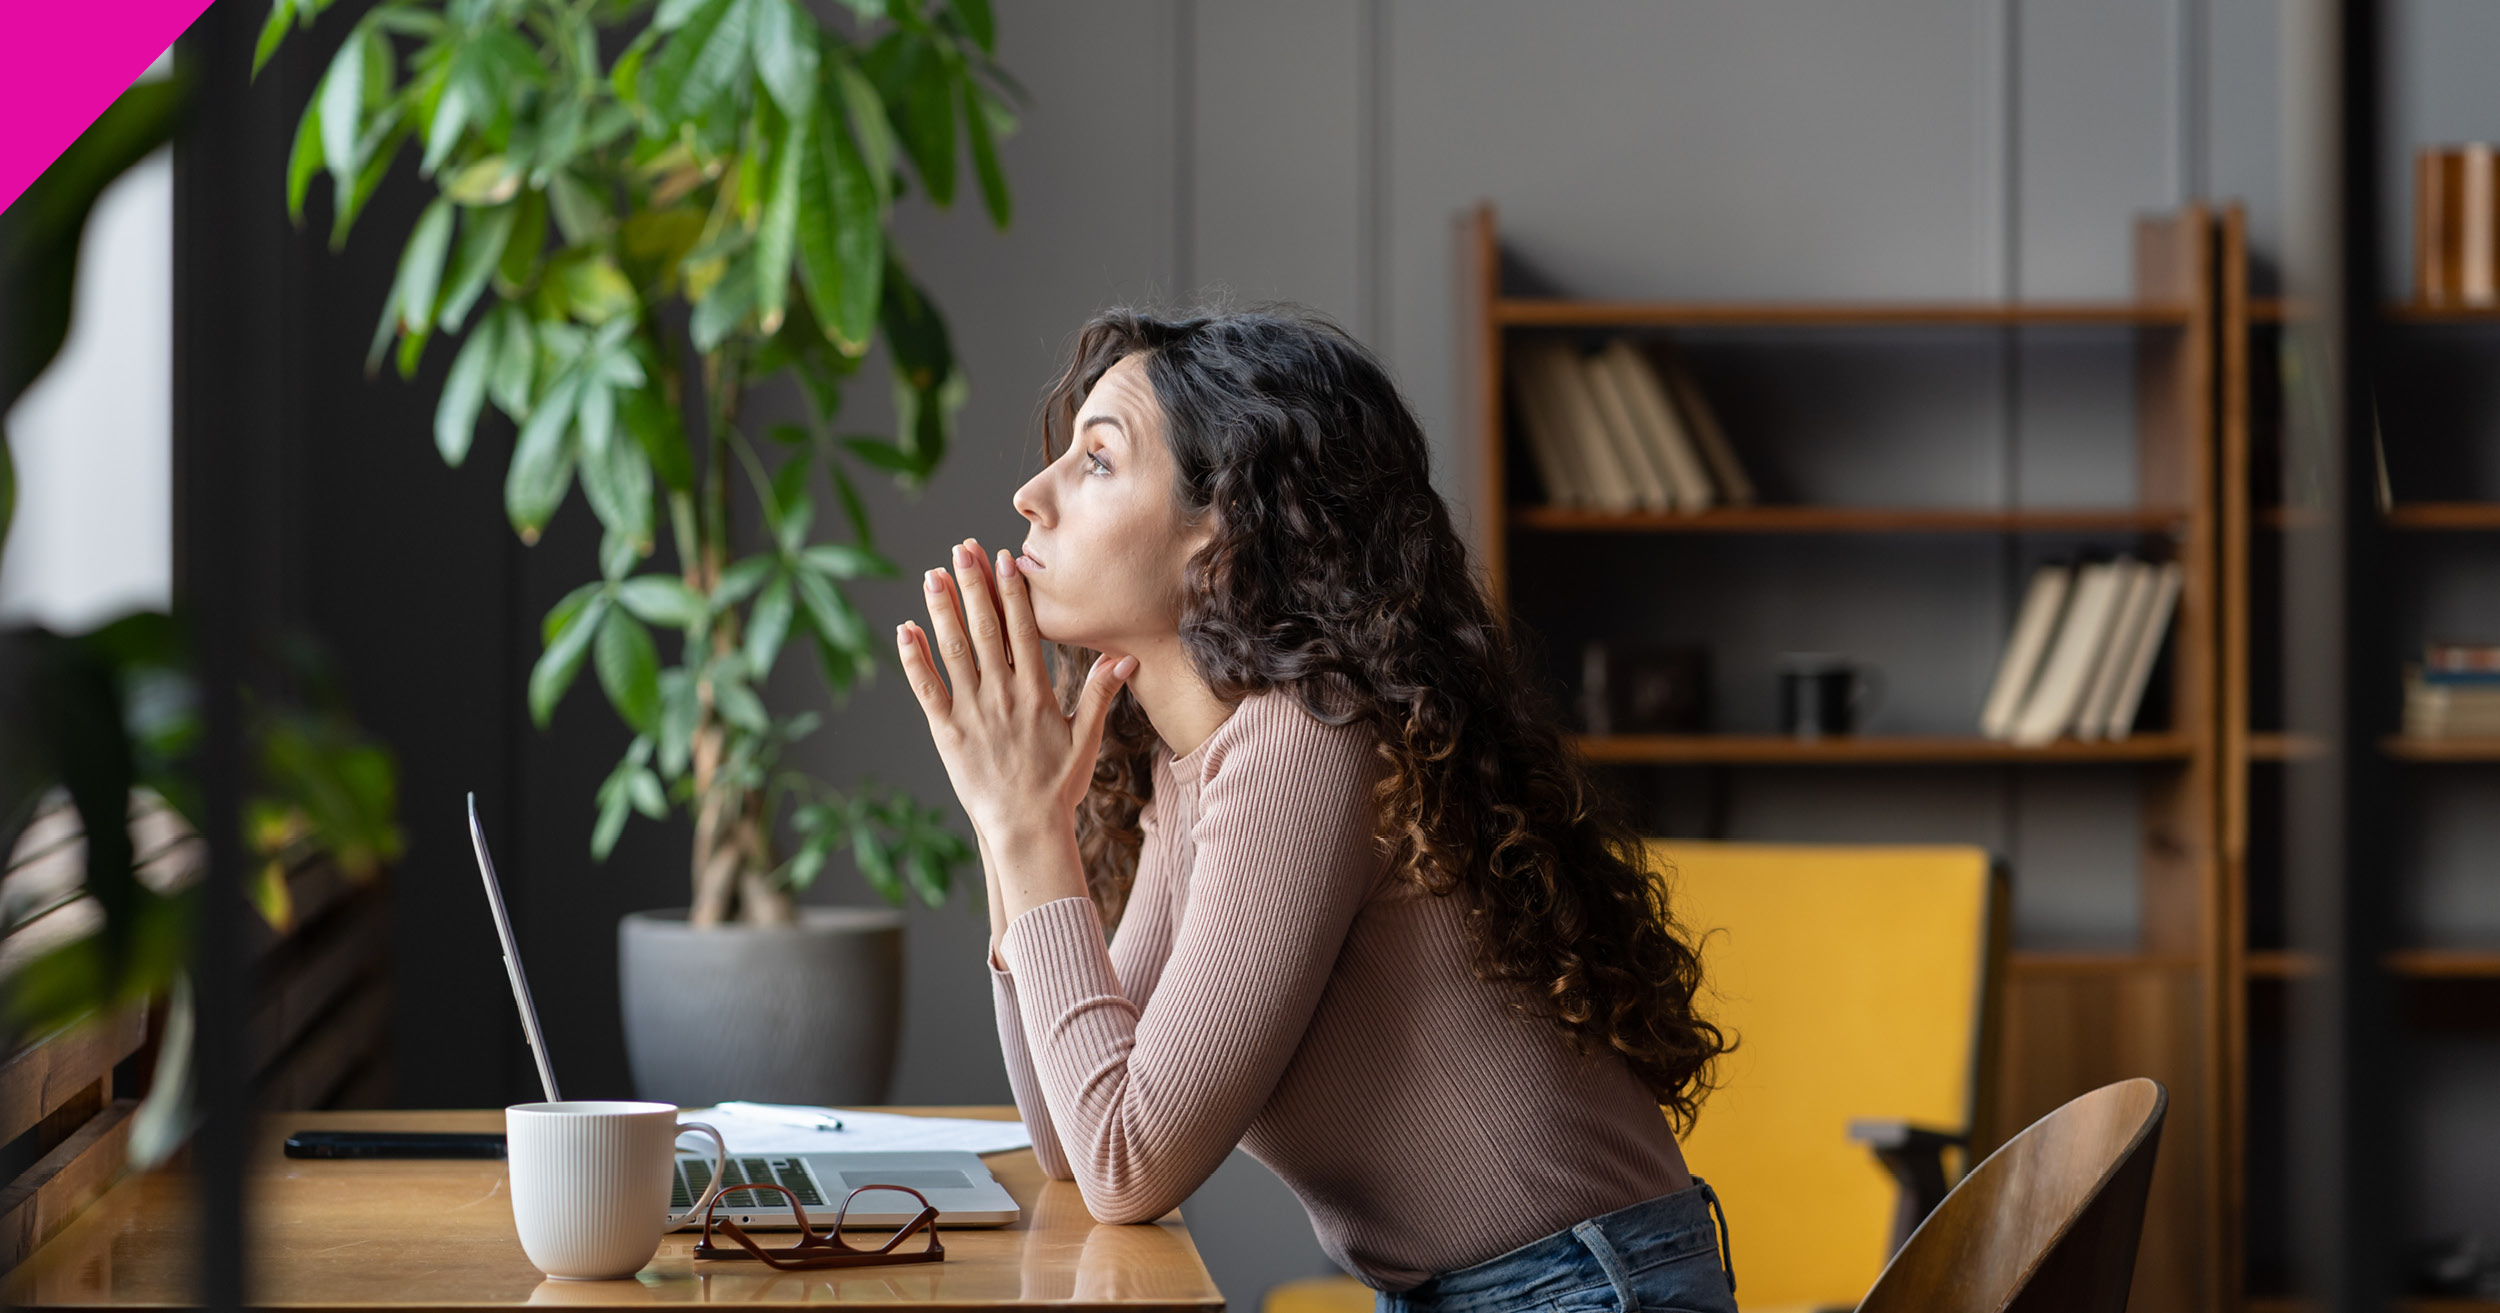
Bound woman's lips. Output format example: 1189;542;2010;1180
1018;548;1046;572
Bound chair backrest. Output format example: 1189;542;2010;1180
1651;840;2003;1309
1857;1077;2167;1313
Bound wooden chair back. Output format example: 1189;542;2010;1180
1857;1077;2167;1313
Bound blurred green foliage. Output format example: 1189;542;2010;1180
260;0;1003;917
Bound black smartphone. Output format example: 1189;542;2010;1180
283;1130;508;1159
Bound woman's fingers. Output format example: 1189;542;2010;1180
920;567;981;697
1069;653;1139;764
994;549;1047;680
951;539;1014;689
895;622;953;726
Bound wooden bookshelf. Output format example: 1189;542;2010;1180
1492;298;2195;328
2223;205;2500;1311
1574;733;2193;765
1511;506;2186;535
1461;202;2222;1313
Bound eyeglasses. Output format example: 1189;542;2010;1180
692;1182;947;1271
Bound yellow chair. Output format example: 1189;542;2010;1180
1263;841;2001;1313
1658;840;2004;1313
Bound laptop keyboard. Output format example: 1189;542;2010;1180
673;1156;827;1212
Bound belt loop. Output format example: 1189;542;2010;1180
1569;1219;1639;1313
1691;1176;1736;1296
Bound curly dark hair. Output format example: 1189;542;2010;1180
1035;306;1726;1129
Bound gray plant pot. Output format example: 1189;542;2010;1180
617;906;905;1107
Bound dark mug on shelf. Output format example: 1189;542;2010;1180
1777;654;1882;740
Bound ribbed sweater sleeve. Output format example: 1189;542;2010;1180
998;701;1380;1225
989;964;1073;1179
989;793;1184;1183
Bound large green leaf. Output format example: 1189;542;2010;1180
436;200;516;332
749;0;818;118
285;100;324;224
594;608;662;734
793;98;882;353
372;196;455;375
792;567;865;655
435;312;498;466
744;573;793;678
616;575;705;628
505;369;583;540
832;63;896;208
253;0;299;77
530;591;608;726
487;302;536;419
316;25;368;194
753;106;804;335
952;0;996;55
420;50;475;176
645;0;753;119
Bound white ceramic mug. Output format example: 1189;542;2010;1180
507;1101;728;1281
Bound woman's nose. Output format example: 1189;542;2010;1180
1012;468;1051;526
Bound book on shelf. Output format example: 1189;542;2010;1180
1597;341;1716;511
2008;561;2127;746
1508;344;1592;507
1985;555;2180;745
2074;559;2155;738
2403;643;2500;737
1980;564;2073;740
2093;561;2181;741
1507;337;1757;514
1579;345;1680;511
2415;144;2500;306
1654;348;1757;507
1536;344;1643;514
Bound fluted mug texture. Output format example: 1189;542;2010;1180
507;1101;726;1280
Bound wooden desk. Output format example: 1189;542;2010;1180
3;1108;1224;1312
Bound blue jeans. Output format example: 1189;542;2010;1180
1378;1180;1736;1313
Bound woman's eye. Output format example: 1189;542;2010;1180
1082;450;1112;476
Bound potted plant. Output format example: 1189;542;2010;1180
259;0;1014;1103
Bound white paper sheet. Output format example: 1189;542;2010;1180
681;1103;1033;1156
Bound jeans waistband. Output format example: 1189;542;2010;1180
1402;1179;1734;1305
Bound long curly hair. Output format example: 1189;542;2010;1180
1039;307;1726;1129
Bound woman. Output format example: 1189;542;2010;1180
894;308;1734;1312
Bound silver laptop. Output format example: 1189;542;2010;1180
466;794;1020;1229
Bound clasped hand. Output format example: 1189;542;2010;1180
896;538;1135;857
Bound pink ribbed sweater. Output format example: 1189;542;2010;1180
989;692;1690;1291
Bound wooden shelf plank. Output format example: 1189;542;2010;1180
2245;951;2322;979
2384;735;2500;762
2010;951;2200;974
2388;502;2500;530
2256;503;2500;530
2244;949;2500;979
2388;301;2500;323
1512;505;2185;535
2247;732;2327;761
1493;298;2195;328
1575;733;2193;764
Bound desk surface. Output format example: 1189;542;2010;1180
4;1108;1225;1312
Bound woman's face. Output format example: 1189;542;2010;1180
1011;353;1206;654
